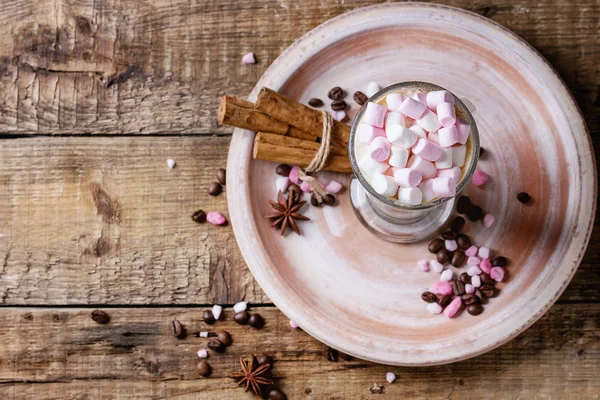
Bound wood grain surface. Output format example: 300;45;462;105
0;0;598;397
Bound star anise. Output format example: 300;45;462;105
264;190;310;235
228;356;274;396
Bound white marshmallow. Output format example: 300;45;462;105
407;155;436;179
437;167;462;183
471;275;482;288
358;156;388;175
428;132;440;145
398;187;423;205
212;305;222;320
393;168;422;187
386;93;404;111
388;146;409;168
418;178;436;202
440;269;453;281
452;144;467;167
412;91;427;105
427;302;443;315
233;301;247;313
430;259;444;273
366;81;381;97
385;111;405;128
276;177;289;193
372;174;399;197
167;159;176;169
409;124;427;139
478;247;490;259
386;125;417;148
416;109;442;132
435;148;453;169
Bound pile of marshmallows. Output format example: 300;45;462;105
356;90;470;205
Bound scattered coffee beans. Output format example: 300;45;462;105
441;231;457;240
170;320;183;338
268;388;288;400
328;87;344;100
437;295;452;307
322;194;336;206
191;209;207;223
450;216;465;232
327;347;339;362
428;238;444;253
353;91;368;105
248;313;265;329
480;285;497;298
466;205;483;222
216;168;226;185
308;98;324;107
288;183;302;199
456;234;471;250
451;250;466;267
208;182;222;196
459;272;471;284
258;353;274;366
436;249;452;264
456;196;470;214
331;99;347;111
207;339;225;352
197;360;212;377
203;310;216;325
234;311;250;325
467;304;484;316
276;164;291;177
451;280;466;296
310;194;322;207
480;272;495;285
462;294;479;305
421;291;437;303
217;331;232;346
517;192;531;204
479;147;485;157
492;256;508;267
91;310;110;324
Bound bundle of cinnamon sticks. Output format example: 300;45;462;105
218;87;352;173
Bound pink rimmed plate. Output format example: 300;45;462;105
227;3;595;365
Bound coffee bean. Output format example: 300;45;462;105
339;352;354;361
466;205;483;222
203;310;216;325
327;347;339;362
479;147;485;157
421;291;438;303
436;249;452;264
353;91;368;105
459;272;471;284
428;238;444;253
207;339;225;352
308;98;323;107
191;209;207;223
517;192;531;204
492;256;508;267
91;310;110;324
216;168;226;185
331;99;347;111
269;388;288;400
467;304;484;316
217;331;232;346
452;280;466;296
248;313;265;329
276;164;291;177
234;310;249;325
197;360;211;377
438;295;452;307
208;182;222;196
462;294;479;305
480;272;495;285
258;353;274;367
322;194;336;206
170;320;183;337
456;234;471;250
451;250;466;267
441;231;456;240
450;216;465;232
456;196;470;214
288;183;303;199
310;194;322;207
480;285;497;298
328;87;344;100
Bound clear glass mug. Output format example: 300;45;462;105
348;82;480;243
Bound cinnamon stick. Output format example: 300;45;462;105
253;132;351;173
218;96;315;141
254;87;350;147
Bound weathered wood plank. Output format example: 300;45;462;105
0;136;267;305
0;136;598;305
0;305;598;399
0;0;597;135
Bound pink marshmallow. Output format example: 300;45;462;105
369;136;391;161
491;267;505;282
418;178;436;202
432;177;456;197
456;119;470;144
483;213;495;227
241;52;256;64
357;124;385;144
413;138;442;162
325;180;343;194
467;256;481;266
426;90;454;110
289;165;300;184
408;156;437;180
465;284;475;294
363;102;388;128
417;259;430;272
427;131;440;145
437;102;456;127
443;297;462;318
431;281;453;296
472;170;489;186
399;98;427;119
300;181;312;193
412;91;427;105
438;126;459;148
465;246;479;257
437;167;462;184
480;258;493;274
206;211;227;225
393;168;422;187
386;93;405;112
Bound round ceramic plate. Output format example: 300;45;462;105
227;3;596;365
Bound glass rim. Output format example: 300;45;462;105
348;81;481;211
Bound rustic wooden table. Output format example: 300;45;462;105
0;0;598;399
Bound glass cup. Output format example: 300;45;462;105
348;81;480;243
